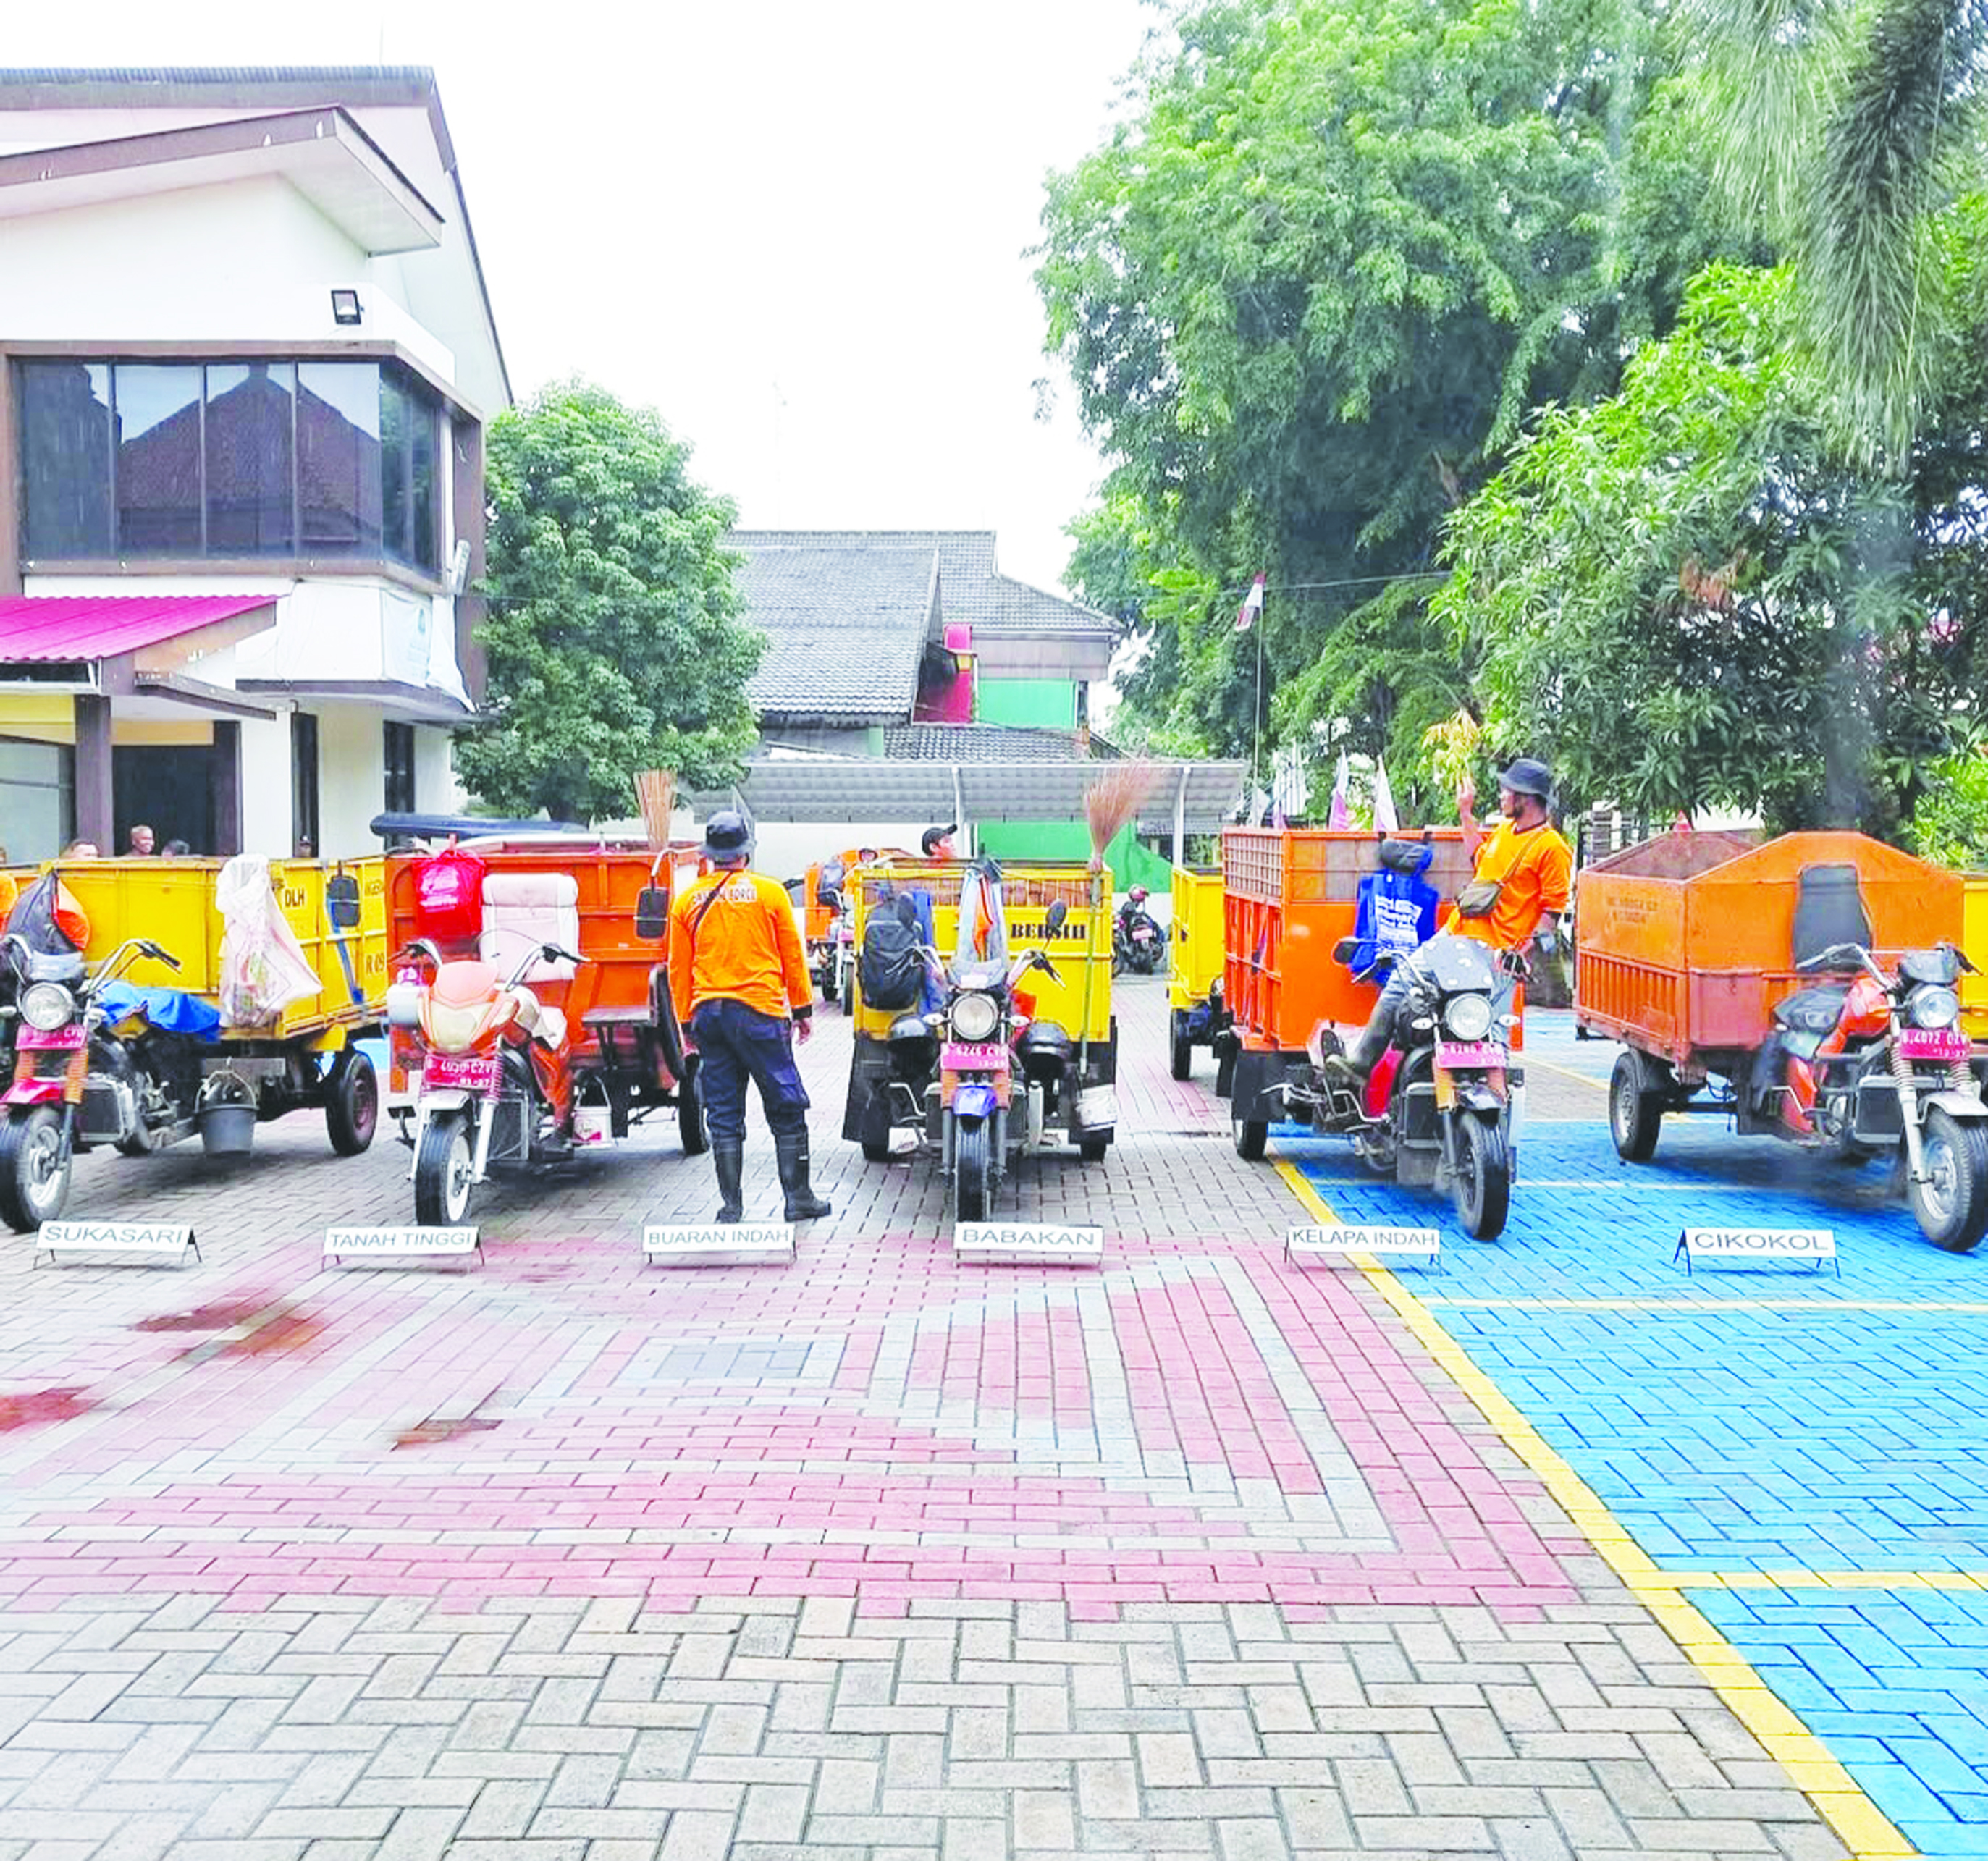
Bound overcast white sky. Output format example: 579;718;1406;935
9;0;1157;592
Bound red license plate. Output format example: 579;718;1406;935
423;1051;500;1093
941;1041;1009;1073
17;1025;83;1051
1898;1027;1970;1062
1436;1041;1505;1071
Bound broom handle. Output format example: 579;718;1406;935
1079;869;1101;1073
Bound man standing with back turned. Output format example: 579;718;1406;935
670;811;831;1225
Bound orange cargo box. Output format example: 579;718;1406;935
1575;830;1963;1066
1222;827;1476;1052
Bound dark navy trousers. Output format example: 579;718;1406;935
689;997;810;1143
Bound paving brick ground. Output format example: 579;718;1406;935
0;981;1900;1857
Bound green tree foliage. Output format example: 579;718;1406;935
1436;259;1988;833
1039;0;1745;772
1908;751;1988;868
1677;0;1988;464
455;382;761;823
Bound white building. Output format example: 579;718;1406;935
0;67;507;861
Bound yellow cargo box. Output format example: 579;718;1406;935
1168;865;1224;1010
37;856;387;1043
852;861;1113;1042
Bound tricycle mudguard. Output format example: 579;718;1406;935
1449;1081;1506;1117
1922;1089;1988;1121
951;1084;998;1121
2;1081;67;1107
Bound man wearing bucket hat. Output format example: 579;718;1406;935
1327;757;1572;1081
670;811;830;1224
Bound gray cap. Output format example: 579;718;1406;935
1497;758;1554;801
699;811;754;864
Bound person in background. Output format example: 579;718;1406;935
127;824;156;856
670;811;831;1226
921;824;957;861
62;840;99;858
162;839;191;858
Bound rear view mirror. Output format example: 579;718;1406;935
1333;936;1358;964
1045;899;1069;932
326;872;361;930
634;885;669;940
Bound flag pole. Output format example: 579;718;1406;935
1252;607;1265;810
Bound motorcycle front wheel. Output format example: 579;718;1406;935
953;1118;990;1222
414;1113;476;1226
1452;1114;1511;1241
0;1107;72;1232
1909;1106;1988;1252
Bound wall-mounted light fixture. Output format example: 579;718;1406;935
329;287;363;326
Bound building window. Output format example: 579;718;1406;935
383;721;416;815
291;712;320;858
17;358;440;575
0;736;76;864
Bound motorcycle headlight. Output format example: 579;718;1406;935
1441;993;1494;1042
950;992;1000;1042
1910;985;1961;1030
19;981;76;1033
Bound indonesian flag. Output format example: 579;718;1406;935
1327;751;1350;829
1233;573;1266;632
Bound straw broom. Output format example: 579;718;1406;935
634;769;677;851
1079;760;1158;1073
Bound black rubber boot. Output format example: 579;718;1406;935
712;1140;744;1223
775;1132;831;1222
1323;1011;1392;1084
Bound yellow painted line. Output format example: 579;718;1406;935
1422;1294;1988;1314
1522;1054;1610;1089
1272;1155;1918;1860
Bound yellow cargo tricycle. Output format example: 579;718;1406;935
840;859;1119;1218
1;856;386;1229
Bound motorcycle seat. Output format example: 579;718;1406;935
1772;983;1850;1035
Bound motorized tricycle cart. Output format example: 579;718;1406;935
840;858;1119;1220
383;833;708;1224
0;854;387;1231
1168;863;1229;1085
1576;830;1988;1250
1223;827;1528;1238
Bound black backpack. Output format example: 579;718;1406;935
860;908;925;1010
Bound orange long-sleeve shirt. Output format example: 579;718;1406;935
670;868;813;1026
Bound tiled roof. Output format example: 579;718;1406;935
880;725;1123;764
735;540;935;720
0;594;279;662
727;529;1116;642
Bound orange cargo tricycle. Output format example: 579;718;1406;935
384;830;709;1225
1576;831;1988;1252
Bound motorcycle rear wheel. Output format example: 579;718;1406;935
1452;1115;1511;1241
326;1051;379;1157
678;1063;709;1156
954;1120;991;1222
0;1107;72;1232
414;1113;476;1226
1170;1010;1193;1081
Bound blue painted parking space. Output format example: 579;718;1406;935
1696;1584;1988;1858
1280;1011;1988;1852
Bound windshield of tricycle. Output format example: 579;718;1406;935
1413;934;1499;995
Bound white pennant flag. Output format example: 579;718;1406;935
1371;756;1399;832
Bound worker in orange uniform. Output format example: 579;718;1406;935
1328;758;1572;1081
670;811;831;1225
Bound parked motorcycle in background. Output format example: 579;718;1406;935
1113;887;1164;976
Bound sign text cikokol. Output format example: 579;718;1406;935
1675;1227;1837;1273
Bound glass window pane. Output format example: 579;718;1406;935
20;362;113;558
298;363;382;554
409;390;438;572
115;364;203;554
206;363;294;554
381;371;410;565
